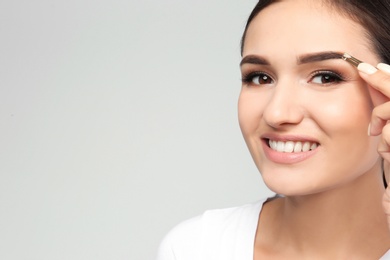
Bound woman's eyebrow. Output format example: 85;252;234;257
240;55;269;66
240;51;344;67
297;51;344;64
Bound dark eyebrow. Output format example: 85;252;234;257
297;51;344;64
240;55;270;66
240;51;344;67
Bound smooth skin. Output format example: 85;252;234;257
239;0;390;259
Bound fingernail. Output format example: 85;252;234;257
377;63;390;74
358;63;378;74
368;123;371;136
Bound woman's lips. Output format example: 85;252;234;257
262;137;320;164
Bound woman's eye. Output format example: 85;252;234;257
242;72;274;86
310;72;343;85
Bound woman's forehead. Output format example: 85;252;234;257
242;0;371;62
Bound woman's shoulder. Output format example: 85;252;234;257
156;199;267;260
156;214;202;260
200;199;266;229
164;198;266;238
381;249;390;259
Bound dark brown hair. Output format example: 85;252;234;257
240;0;390;64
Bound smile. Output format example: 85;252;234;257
268;139;319;153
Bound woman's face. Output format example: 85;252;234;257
239;0;383;195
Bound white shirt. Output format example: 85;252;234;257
157;198;390;260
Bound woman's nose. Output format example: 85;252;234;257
263;85;304;129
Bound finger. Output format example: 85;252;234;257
378;124;390;162
358;62;390;98
382;194;390;233
385;161;390;184
378;63;390;75
369;102;390;136
382;187;390;231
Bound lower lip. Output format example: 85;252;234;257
262;139;319;164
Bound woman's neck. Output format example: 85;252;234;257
255;167;390;259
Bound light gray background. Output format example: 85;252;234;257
0;0;273;259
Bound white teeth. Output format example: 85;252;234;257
270;139;277;150
284;141;294;153
268;139;319;153
302;142;311;152
276;141;285;152
293;141;302;152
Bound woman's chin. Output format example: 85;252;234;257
262;175;327;197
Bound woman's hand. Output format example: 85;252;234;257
358;62;390;230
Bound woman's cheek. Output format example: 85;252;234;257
238;91;264;135
306;89;372;136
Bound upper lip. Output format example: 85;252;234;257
261;133;320;144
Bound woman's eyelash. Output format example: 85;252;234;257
241;70;346;86
241;71;274;85
309;70;345;85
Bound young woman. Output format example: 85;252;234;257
157;0;390;258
